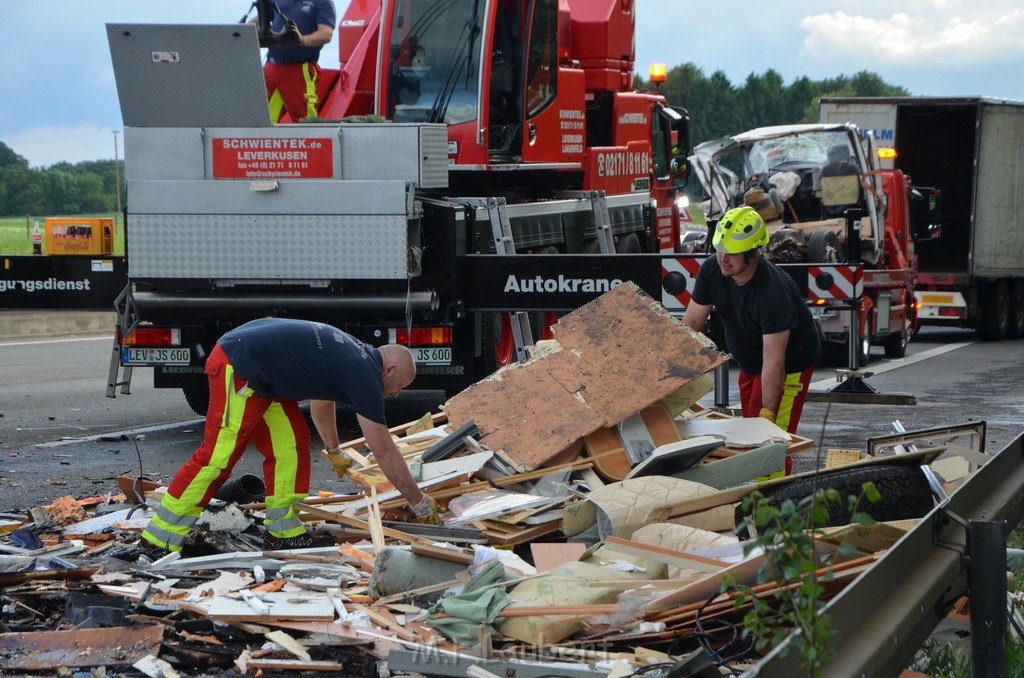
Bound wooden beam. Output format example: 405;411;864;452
603;536;729;573
295;503;424;544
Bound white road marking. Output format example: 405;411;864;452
0;335;110;347
36;417;205;448
809;340;977;391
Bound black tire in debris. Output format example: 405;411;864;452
736;464;935;528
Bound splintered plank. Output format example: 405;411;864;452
0;625;164;670
443;282;725;472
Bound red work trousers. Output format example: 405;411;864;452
738;366;815;474
141;344;311;551
264;60;321;123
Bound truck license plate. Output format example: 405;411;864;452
413;347;451;365
122;347;191;365
809;307;836;320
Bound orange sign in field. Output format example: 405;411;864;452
211;137;335;179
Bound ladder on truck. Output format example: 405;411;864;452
464;196;536;363
105;285;140;398
461;191;617;363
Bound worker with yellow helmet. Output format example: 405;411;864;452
683;206;821;473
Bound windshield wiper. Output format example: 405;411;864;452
428;0;480;124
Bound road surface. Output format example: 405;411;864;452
1;327;1021;512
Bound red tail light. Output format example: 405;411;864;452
390;327;452;345
119;327;181;346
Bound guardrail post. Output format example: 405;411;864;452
969;520;1007;677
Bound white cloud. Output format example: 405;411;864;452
1;124;120;168
800;5;1024;66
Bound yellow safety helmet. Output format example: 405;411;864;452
712;206;769;254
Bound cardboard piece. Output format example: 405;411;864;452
531;542;587;572
444;283;725;472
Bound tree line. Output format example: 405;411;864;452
0;142;119;217
0;66;908;217
637;66;908;148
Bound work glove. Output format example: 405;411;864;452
758;408;776;424
409;494;443;525
319;445;352;479
285;20;302;44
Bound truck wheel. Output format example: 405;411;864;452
616;232;642;254
183;384;209;416
584;238;602;253
532;246;560;340
883;325;909;358
736;464;934;528
978;279;1010;341
483;312;515;373
1007;279;1024;340
855;314;872;367
807;230;842;263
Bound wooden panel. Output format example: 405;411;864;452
584;403;682;481
443;282;726;472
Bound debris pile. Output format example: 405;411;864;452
1;283;971;676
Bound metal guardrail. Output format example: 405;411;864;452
750;430;1024;676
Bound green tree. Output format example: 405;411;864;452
0;142;29;170
44;170;83;215
76;173;111;213
0;166;46;216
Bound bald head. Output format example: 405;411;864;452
379;344;417;397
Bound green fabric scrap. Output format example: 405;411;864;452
427;562;510;645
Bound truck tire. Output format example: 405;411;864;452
854;313;872;367
616;232;642;254
482;312;515;373
736;464;934;528
883;324;909;358
1007;279;1024;340
183;384;210;416
978;279;1010;341
807;230;843;263
531;246;560;341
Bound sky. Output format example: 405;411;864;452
2;0;1022;168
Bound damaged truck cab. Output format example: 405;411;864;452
687;123;919;364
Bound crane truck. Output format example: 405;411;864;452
104;0;693;412
820;96;1024;341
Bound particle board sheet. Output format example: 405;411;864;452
443;283;726;472
0;625;164;670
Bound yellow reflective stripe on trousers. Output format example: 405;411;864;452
774;371;804;432
268;89;286;124
262;400;307;538
301;62;318;119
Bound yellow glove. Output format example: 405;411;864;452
758;408;776;424
319;445;352;479
409;495;443;525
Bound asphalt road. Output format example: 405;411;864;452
1;327;1022;512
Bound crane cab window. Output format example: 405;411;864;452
525;0;558;117
386;0;486;125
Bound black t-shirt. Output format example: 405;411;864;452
218;318;386;424
691;255;821;375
